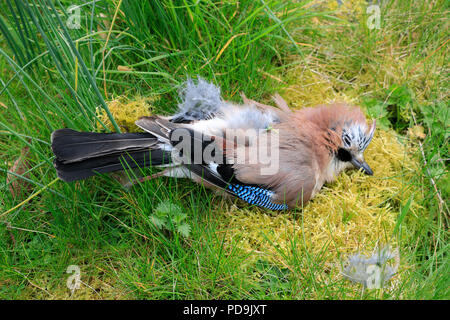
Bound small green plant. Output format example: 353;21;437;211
362;97;390;130
363;84;416;132
384;84;415;132
419;101;449;141
254;259;291;294
151;200;191;238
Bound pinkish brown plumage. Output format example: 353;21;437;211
229;103;375;207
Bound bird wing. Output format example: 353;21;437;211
135;116;288;210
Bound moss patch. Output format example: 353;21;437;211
96;96;155;132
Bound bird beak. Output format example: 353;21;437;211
351;157;373;175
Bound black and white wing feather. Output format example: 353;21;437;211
135;116;287;210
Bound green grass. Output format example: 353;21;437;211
0;0;448;299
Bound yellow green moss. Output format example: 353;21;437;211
214;129;420;267
96;96;155;132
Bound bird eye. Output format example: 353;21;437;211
337;148;352;162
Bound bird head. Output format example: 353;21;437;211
335;118;376;175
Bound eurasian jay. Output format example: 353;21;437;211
51;78;376;210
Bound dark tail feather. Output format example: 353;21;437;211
54;148;171;182
51;128;159;163
51;129;171;182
